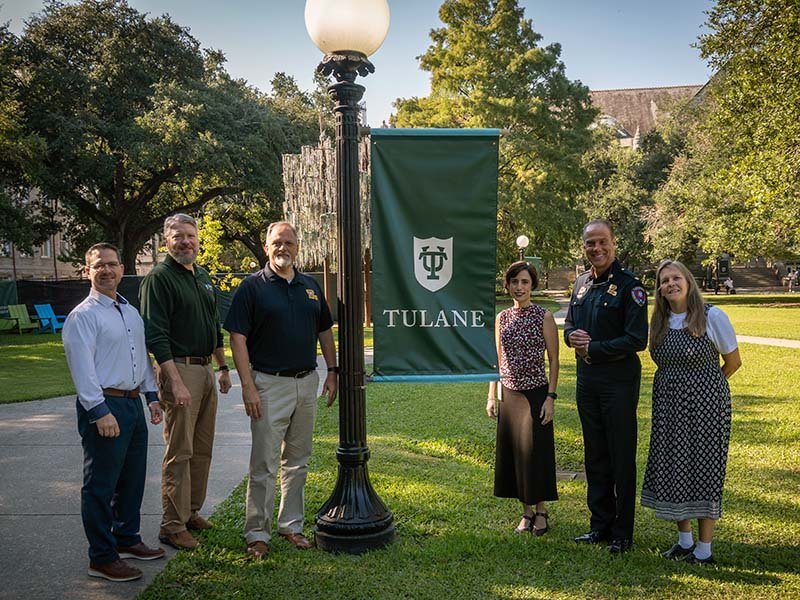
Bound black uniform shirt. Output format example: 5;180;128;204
563;259;648;363
223;266;333;373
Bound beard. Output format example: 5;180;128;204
273;254;293;269
170;247;197;265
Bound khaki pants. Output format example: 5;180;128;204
245;370;319;544
157;362;218;534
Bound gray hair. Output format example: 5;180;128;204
265;221;298;242
582;218;615;240
163;213;197;236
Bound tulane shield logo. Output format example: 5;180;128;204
413;236;453;292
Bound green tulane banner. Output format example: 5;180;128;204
371;128;499;383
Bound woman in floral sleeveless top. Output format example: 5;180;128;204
487;262;560;535
642;260;741;565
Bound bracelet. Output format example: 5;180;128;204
546;392;557;399
328;366;340;373
218;365;230;371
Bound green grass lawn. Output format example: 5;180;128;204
700;294;800;340
0;332;74;403
140;339;800;600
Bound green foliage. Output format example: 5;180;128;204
670;0;800;260
12;0;287;269
196;215;243;291
393;0;597;273
0;23;56;252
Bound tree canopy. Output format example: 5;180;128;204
393;0;597;272
11;0;289;269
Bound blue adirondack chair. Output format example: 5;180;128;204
34;303;67;333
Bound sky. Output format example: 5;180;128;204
2;0;715;126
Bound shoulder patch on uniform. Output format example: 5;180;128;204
631;286;646;307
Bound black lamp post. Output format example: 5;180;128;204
516;234;530;262
305;0;395;554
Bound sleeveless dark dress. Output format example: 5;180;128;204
641;308;732;520
493;305;558;504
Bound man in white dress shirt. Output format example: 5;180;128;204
63;243;166;582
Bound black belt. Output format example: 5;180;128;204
102;387;141;398
582;354;630;365
173;356;212;366
258;368;315;378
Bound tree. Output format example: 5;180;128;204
203;72;324;265
393;0;597;272
0;23;56;253
15;0;286;270
691;0;800;257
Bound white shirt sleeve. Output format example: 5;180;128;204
62;310;106;412
706;306;738;355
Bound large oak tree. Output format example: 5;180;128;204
14;0;287;269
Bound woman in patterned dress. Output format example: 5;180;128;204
487;262;559;535
641;260;741;564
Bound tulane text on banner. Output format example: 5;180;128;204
371;128;500;382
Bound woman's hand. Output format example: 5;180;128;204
540;397;554;425
486;397;497;418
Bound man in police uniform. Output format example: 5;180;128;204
224;221;338;559
564;219;648;553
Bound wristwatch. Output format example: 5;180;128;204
328;366;340;373
218;365;230;371
546;391;557;399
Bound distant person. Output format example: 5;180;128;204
224;221;338;559
139;214;232;551
564;219;648;554
487;261;559;536
63;243;165;582
723;277;736;294
642;260;741;565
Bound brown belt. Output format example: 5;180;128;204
102;387;141;398
173;356;212;366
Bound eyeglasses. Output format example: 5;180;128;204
89;261;121;270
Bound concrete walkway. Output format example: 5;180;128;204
0;369;252;600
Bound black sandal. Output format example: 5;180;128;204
533;512;549;536
514;514;534;534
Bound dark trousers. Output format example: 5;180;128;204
77;395;148;565
576;359;641;540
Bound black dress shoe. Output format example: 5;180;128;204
574;530;609;544
662;543;694;560
608;538;632;554
683;552;715;565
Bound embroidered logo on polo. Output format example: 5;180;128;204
632;286;647;306
413;236;453;292
306;289;319;301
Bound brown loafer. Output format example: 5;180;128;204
88;559;142;582
159;529;198;550
280;532;313;550
246;540;269;559
117;542;166;561
187;515;213;530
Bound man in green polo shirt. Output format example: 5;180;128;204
139;213;232;550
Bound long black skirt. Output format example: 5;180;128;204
493;384;558;504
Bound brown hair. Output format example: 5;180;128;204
650;259;706;349
85;242;121;265
504;261;538;291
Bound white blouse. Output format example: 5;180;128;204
668;306;738;355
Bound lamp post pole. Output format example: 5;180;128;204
312;51;395;554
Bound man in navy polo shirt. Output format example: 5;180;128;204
224;221;338;559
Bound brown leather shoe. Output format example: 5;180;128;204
280;532;313;550
187;515;213;530
117;542;166;561
246;540;269;559
159;529;199;550
88;559;142;582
